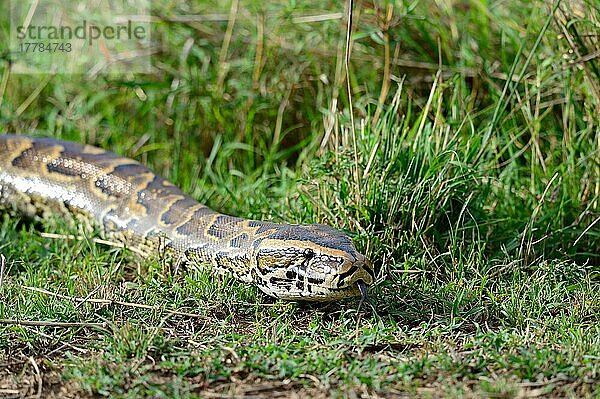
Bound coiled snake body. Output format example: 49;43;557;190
0;135;373;301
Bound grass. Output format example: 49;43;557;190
1;0;599;397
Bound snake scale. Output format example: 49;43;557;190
0;134;373;301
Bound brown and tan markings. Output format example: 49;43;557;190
0;134;374;301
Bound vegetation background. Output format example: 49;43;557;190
0;0;599;397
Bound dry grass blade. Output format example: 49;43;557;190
39;232;148;257
21;285;207;319
0;319;106;328
0;254;5;288
344;0;361;202
15;74;53;117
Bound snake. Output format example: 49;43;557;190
0;134;374;301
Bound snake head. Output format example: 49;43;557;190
253;224;374;301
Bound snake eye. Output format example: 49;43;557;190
304;248;315;258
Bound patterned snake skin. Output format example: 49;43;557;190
0;135;373;301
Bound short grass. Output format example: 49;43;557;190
1;0;599;397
